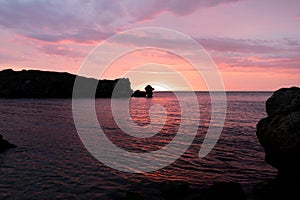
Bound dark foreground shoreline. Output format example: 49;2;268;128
0;135;16;153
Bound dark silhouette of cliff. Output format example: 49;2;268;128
0;69;133;98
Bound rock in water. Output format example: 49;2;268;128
144;85;154;98
0;135;16;153
257;87;300;180
265;87;300;116
204;182;246;200
160;181;191;200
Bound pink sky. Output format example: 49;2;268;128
0;0;299;91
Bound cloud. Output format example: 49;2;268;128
223;56;300;71
0;0;242;43
38;44;84;57
27;29;113;44
86;29;300;71
197;37;280;53
0;0;126;43
197;37;300;71
124;0;241;21
0;50;28;62
108;31;299;55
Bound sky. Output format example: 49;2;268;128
0;0;299;91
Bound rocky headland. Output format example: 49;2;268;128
0;69;133;98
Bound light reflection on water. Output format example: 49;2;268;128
0;92;276;199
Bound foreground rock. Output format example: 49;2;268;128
256;87;300;199
0;135;16;152
0;69;133;98
121;181;245;200
257;87;300;178
203;182;246;200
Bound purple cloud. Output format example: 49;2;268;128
27;29;113;43
198;37;280;53
125;0;241;22
102;31;300;71
195;37;300;71
38;44;84;57
107;31;299;55
0;0;242;43
0;0;126;43
223;56;300;70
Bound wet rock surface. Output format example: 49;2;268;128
0;135;16;153
257;87;300;178
256;86;300;199
121;181;246;200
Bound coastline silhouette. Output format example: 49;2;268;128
0;69;132;98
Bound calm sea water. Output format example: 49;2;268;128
0;92;276;199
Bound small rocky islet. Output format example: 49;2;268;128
131;85;155;98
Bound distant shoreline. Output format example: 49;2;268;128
154;91;274;93
0;69;133;98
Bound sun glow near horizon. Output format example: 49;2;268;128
133;84;171;92
0;1;299;91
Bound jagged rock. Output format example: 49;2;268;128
120;181;246;200
121;191;143;200
0;69;133;98
145;85;154;98
203;182;246;200
257;87;300;180
160;181;192;200
266;87;300;116
159;181;245;200
0;135;16;152
253;179;300;200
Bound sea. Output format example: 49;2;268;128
0;92;277;199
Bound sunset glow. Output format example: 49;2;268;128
1;1;300;198
0;0;299;91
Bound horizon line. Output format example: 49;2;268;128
154;90;274;93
